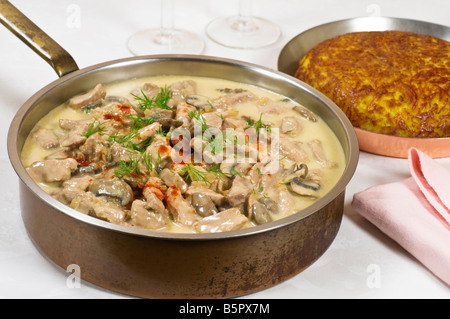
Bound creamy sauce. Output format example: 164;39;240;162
21;76;345;233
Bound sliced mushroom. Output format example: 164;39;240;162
220;162;252;177
74;162;103;176
280;163;308;184
280;116;301;135
288;177;321;197
191;193;219;217
258;197;280;215
185;95;212;110
159;168;188;194
209;175;233;194
69;83;106;110
156;117;183;130
293;105;317;122
249;201;272;225
88;177;134;206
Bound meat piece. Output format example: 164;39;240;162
69;191;97;215
307;139;335;168
213;92;257;111
194;208;248;233
131;82;160;99
69;84;106;109
62;174;93;191
222;116;247;130
145;134;172;168
27;158;78;183
159;168;188;193
129;200;167;230
45;147;73;160
91;102;137;127
278;136;309;163
280;116;302;135
109;142;139;165
248;162;264;185
169;80;197;106
186;185;226;206
92;203;128;225
278;188;295;217
131;122;161;145
32;128;59;149
201;112;223;130
142;177;169;217
143;177;166;200
78;133;110;162
257;98;289;115
175;102;196;127
144;192;169;218
226;176;252;207
59;119;94;148
165;185;196;226
52;175;94;204
144;108;175;121
259;160;281;190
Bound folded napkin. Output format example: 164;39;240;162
352;148;450;286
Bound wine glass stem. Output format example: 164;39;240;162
156;0;175;45
233;0;258;32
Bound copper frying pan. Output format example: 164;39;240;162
2;0;359;298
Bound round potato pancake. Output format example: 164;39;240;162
295;31;450;138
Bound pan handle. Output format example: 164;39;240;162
0;0;79;77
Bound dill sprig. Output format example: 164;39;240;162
125;113;158;131
131;86;173;111
179;163;229;184
81;120;107;138
114;151;162;180
114;156;142;179
246;113;271;133
188;109;209;136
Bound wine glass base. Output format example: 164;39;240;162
128;28;205;55
206;16;281;49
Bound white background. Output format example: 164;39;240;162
0;0;449;298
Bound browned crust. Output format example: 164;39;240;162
295;31;450;138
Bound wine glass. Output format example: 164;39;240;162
128;0;205;55
206;0;281;49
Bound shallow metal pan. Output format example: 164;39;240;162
3;1;358;298
278;17;450;158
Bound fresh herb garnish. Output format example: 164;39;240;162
179;163;229;184
131;86;173;111
81;120;107;138
246;113;271;134
125;113;158;131
188;109;209;135
114;156;142;179
114;151;161;180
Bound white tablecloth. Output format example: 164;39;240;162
0;0;449;298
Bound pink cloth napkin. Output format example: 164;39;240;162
352;148;450;286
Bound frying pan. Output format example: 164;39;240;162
278;16;450;158
2;0;359;298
